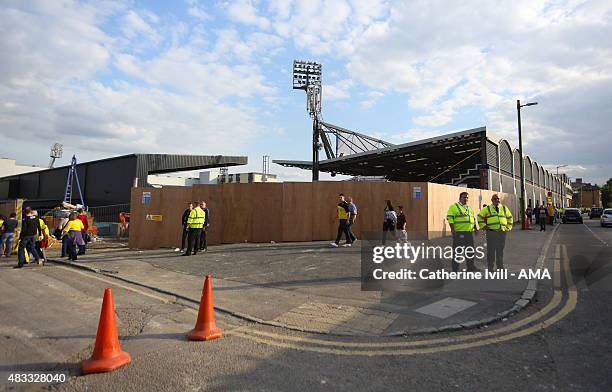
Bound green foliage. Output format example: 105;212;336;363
602;178;612;208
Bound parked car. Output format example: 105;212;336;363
590;207;603;219
601;209;612;227
563;208;583;224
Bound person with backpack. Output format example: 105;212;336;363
382;200;397;245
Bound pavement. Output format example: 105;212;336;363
41;226;554;336
0;218;610;391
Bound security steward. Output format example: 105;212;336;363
478;194;513;270
447;192;479;272
183;201;205;256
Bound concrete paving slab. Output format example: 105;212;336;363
414;297;478;319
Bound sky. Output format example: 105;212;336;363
0;0;610;184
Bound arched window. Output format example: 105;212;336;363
524;157;533;182
532;162;539;186
499;140;513;175
513;150;521;178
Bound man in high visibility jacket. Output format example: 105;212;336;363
330;193;352;247
183;201;205;256
447;192;479;272
478;194;513;270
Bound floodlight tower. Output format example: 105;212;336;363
293;60;322;181
49;142;63;168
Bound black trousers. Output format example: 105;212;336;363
486;230;507;270
200;228;208;250
540;217;546;231
382;220;396;245
335;219;350;244
185;228;202;255
346;221;356;243
452;231;476;272
181;226;188;249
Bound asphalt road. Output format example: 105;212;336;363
0;219;610;391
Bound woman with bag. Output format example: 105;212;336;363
382;200;397;245
62;212;85;261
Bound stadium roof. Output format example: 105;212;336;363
274;127;486;182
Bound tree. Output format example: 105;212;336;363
602;178;612;208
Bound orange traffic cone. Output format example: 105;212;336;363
187;274;223;341
82;288;132;374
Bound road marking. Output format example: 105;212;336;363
235;290;562;348
229;243;577;355
583;223;609;246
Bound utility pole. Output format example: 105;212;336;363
517;99;538;230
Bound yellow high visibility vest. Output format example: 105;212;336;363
337;203;349;219
447;202;476;232
187;207;205;228
478;204;513;231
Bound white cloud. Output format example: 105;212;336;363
227;0;271;30
187;0;209;21
0;1;277;163
323;79;353;101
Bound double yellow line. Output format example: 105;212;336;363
227;244;577;356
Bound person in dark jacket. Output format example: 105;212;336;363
199;201;210;252
180;202;193;252
16;207;42;268
1;213;18;257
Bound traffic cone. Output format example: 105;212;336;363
187;274;223;341
82;288;132;374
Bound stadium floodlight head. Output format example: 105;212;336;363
293;60;322;90
49;142;63;168
50;142;63;159
293;59;323;181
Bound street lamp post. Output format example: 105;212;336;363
556;164;568;208
517;99;538;230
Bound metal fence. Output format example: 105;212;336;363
88;203;130;223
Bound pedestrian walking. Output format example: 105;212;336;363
547;203;554;225
478;194;513;270
199;201;210;251
15;207;42;268
330;194;351;247
346;196;358;244
34;211;49;265
1;213;18;257
534;204;540;226
539;205;547;231
382;200;397;245
57;212;70;257
77;208;88;255
183;201;205;256
526;205;533;225
62;212;85;261
447;192;479;272
397;205;408;243
180;202;193;252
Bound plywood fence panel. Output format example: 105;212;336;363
128;181;519;249
250;183;284;243
157;186;192;248
129;187;162;249
220;184;252;243
281;182;313;242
